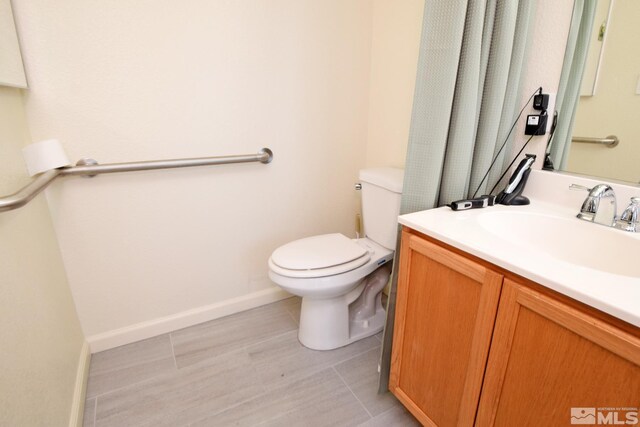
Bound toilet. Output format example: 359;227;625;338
268;168;404;350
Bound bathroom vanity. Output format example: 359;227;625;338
388;177;640;426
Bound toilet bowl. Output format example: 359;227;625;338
269;235;393;350
268;168;403;350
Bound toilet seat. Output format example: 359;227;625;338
270;233;371;278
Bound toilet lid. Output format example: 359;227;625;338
271;233;369;273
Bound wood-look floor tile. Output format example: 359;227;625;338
246;330;380;391
334;347;398;416
280;296;301;323
171;299;298;368
82;398;96;427
94;349;264;427
357;405;420;426
192;368;370;427
86;334;176;398
85;298;404;427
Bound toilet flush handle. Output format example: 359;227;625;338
355;183;362;190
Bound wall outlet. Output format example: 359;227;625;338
538;92;556;133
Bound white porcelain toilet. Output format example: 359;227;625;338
268;168;403;350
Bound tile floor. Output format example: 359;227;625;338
82;297;419;427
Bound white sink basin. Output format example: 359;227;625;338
477;210;640;278
398;170;640;327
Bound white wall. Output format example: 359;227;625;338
0;87;86;427
13;0;372;349
365;0;424;168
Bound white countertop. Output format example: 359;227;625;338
399;198;640;327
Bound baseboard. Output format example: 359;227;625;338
87;287;291;353
68;341;91;427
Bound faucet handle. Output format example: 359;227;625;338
569;184;591;192
614;197;640;232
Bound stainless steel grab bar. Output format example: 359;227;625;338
572;135;619;148
0;148;273;213
0;169;62;213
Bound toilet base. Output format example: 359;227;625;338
297;266;389;351
298;298;386;351
347;303;386;343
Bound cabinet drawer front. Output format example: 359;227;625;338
390;231;503;426
476;279;640;427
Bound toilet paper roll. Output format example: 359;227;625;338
22;139;71;177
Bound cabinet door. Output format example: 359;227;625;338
389;230;503;426
476;278;640;426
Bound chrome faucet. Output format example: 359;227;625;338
570;184;617;226
614;197;640;232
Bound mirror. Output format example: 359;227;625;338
0;0;27;88
554;0;639;184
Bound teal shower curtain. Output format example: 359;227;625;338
549;0;597;169
378;0;537;392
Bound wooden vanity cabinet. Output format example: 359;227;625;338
389;228;640;427
476;278;640;426
389;229;503;426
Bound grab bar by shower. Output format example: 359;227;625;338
0;147;273;213
572;135;619;148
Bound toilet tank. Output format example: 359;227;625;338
359;168;404;250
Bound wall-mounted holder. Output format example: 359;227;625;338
76;158;99;178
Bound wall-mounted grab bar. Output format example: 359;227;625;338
572;135;619;148
0;169;62;213
0;148;273;213
62;148;273;177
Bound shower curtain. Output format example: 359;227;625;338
549;0;597;169
378;0;537;392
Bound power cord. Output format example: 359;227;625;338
472;87;542;198
488;106;547;194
